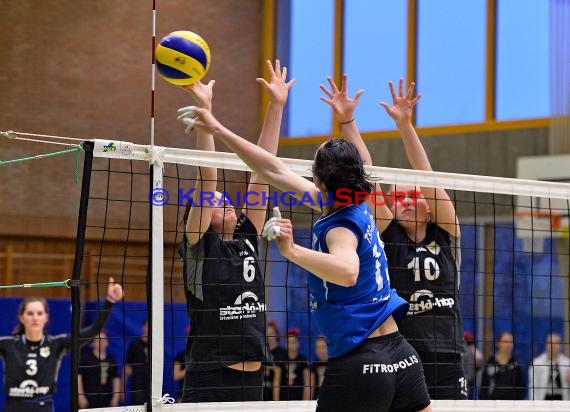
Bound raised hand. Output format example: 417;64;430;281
181;79;216;111
107;277;124;303
256;59;295;106
189;106;225;136
320;74;364;123
379;78;421;125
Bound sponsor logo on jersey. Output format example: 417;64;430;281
9;379;50;398
426;241;441;255
39;347;50;358
408;289;455;315
219;291;267;321
362;355;419;374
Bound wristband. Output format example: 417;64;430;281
339;118;355;125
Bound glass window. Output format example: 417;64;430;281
343;0;407;131
277;0;335;137
417;0;486;126
496;0;549;120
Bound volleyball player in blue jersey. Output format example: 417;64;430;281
177;60;294;403
320;75;467;400
187;106;431;411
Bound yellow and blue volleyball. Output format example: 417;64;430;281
155;31;211;86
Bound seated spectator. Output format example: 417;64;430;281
462;330;483;399
277;328;311;401
479;332;525;400
528;333;570;400
310;334;328;400
125;317;149;405
78;330;121;408
263;321;286;401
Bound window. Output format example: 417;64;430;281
496;0;549;120
417;0;486;126
343;0;407;131
277;0;335;136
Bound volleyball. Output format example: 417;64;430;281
155;30;211;86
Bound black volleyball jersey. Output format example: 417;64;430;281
0;301;113;400
383;220;465;354
180;214;269;371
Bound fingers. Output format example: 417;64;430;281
281;66;287;81
398;78;404;97
272;207;281;219
411;94;422;106
327;76;340;94
379;102;390;112
109;276;115;284
182;118;196;134
177;105;196;116
406;81;415;100
354;89;365;104
256;77;270;89
319;84;333;99
341;73;348;92
319;97;333;106
265;59;276;76
388;81;397;102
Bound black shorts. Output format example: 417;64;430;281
418;351;468;400
316;332;431;412
181;367;263;403
4;396;53;412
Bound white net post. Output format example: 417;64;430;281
151;159;166;408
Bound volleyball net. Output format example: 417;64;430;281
70;138;569;411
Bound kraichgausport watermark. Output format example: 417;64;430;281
148;188;421;208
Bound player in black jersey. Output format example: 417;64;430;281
0;277;123;412
177;60;294;403
321;75;467;399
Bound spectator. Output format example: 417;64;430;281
277;329;310;401
462;330;483;398
479;332;524;400
528;333;570;400
263;321;286;401
78;330;121;408
125;317;148;405
310;335;328;400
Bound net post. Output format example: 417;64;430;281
70;141;94;412
149;161;165;410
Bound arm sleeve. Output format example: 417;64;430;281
79;300;114;342
58;300;115;351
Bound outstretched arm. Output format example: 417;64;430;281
380;79;460;237
190;107;321;211
320;74;393;231
181;80;218;246
243;59;295;233
77;278;123;344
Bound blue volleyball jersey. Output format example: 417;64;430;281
309;203;408;359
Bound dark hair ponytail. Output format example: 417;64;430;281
313;139;373;204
